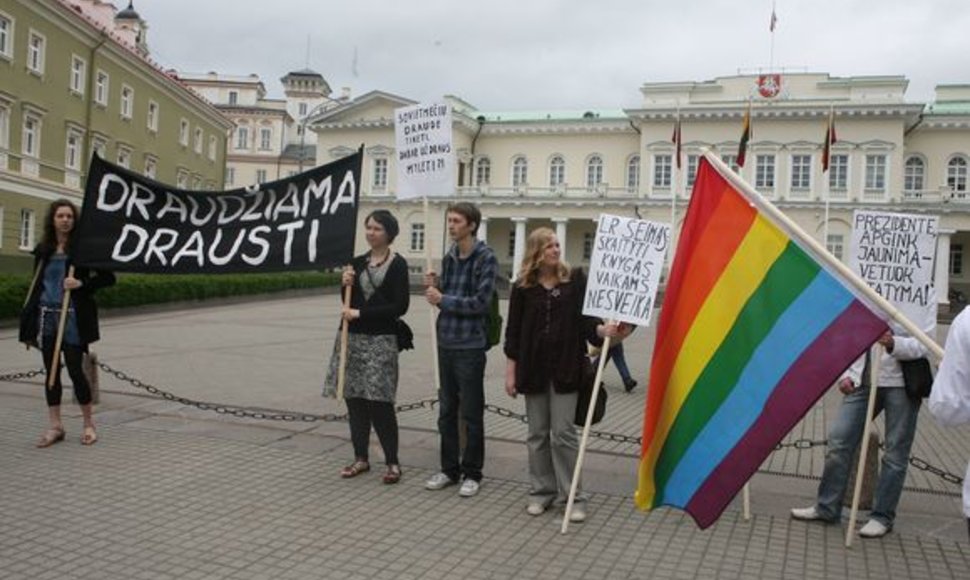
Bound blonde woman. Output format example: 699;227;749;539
503;227;622;521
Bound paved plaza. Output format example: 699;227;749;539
1;293;969;579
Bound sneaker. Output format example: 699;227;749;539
623;379;638;393
858;519;891;538
425;472;457;490
526;501;547;516
568;503;587;523
458;478;480;497
790;506;826;521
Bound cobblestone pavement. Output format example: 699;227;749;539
2;294;969;579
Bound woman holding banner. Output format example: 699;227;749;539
20;199;116;447
503;227;624;522
323;210;410;484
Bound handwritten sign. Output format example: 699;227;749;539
848;210;938;327
584;214;671;327
394;102;455;200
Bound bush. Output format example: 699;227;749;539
0;271;340;320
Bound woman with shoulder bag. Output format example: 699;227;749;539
322;210;410;484
20;199;115;447
503;227;624;522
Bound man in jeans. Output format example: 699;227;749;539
424;202;498;497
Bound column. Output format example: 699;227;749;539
936;230;952;312
478;217;489;247
512;217;528;281
553;217;569;263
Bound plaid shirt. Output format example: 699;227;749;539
436;239;498;350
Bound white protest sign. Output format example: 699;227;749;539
848;210;939;329
584;214;671;327
393;102;455;200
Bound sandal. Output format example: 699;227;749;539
382;465;402;484
340;460;370;478
81;426;98;446
36;427;66;448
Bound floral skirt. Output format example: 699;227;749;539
322;332;398;403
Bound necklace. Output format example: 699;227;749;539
369;249;391;268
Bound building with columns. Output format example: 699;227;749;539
306;73;970;309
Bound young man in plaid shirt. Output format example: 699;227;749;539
424;202;498;497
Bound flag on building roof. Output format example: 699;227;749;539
634;154;890;529
736;102;751;167
672;112;682;170
770;7;778;32
822;107;838;173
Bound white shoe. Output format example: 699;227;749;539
568;503;587;523
458;478;480;497
790;506;826;521
425;472;456;490
858;519;891;538
526;502;547;516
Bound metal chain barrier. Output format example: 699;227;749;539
1;364;963;487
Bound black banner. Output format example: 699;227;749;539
74;149;362;274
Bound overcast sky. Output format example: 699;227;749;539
140;0;969;110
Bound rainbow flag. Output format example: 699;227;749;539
635;155;889;528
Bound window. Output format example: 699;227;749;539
549;155;565;186
410;223;425;252
176;170;188;189
226;167;235;185
626;155;640;191
27;30;44;74
947;157;968;193
117;147;131;168
372;157;388;188
0;105;9;150
826;234;844;261
70;55;86;95
235;126;249;150
299;102;308;116
791;154;812;190
179;119;189;146
19;209;34;250
903;156;924;193
583;232;594;260
686;154;700;190
865;154;887;192
65;130;82;170
0;13;12;59
228;91;238;105
256;169;267;183
0;206;4;248
507;230;516;258
721;154;739;173
653;154;672;188
512;156;528;187
586;155;603;189
144;157;157;179
95;70;108;106
194;128;203;154
120;85;133;119
951;244;964;276
208;135;217;161
475;157;490;186
91;137;106;159
22;114;40;158
755;154;776;190
829;154;848;190
259;127;272;150
147;100;159;132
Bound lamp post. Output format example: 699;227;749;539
298;98;343;173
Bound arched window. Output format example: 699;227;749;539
586;155;604;188
512;156;528;187
626;155;640;191
948;156;968;193
475;157;491;186
903;156;924;193
549;155;565;186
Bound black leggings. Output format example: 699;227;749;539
41;339;91;407
346;397;399;465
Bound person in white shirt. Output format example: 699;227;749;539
928;308;970;540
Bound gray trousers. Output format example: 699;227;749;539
525;386;585;506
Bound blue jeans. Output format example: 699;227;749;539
607;343;633;383
815;386;921;527
437;347;486;482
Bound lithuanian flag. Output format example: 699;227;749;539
635;154;889;528
736;102;751;167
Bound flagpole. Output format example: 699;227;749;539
703;151;944;361
822;104;834;247
845;345;882;547
769;0;777;71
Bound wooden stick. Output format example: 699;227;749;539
425;196;441;393
703;151;944;362
336;283;351;400
562;331;613;534
22;262;43;350
47;266;75;390
845;346;882;548
743;483;751;521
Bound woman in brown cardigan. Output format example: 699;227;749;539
503;227;623;522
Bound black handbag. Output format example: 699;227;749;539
575;357;608;426
900;357;933;399
395;320;414;352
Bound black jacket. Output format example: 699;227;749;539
343;252;410;336
19;246;116;347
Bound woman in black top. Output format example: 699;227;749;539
20;199;115;447
323;210;410;483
